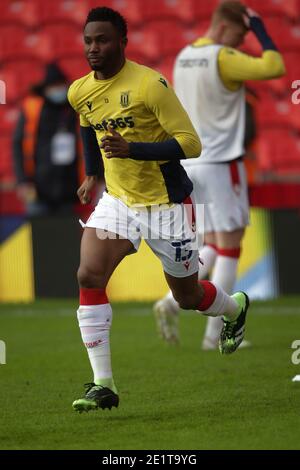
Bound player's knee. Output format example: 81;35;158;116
77;267;92;287
77;266;105;288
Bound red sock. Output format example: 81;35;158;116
198;280;217;311
217;247;241;258
79;288;108;306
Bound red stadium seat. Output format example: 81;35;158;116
246;0;300;20
0;106;19;135
143;21;197;58
21;32;54;62
42;24;84;59
282;52;300;81
144;0;195;25
289;95;300;130
0;0;40;28
257;129;300;173
191;0;220;20
0;25;27;61
0;60;44;103
125;50;146;65
127;28;160;63
264;18;300;51
88;0;145;26
0;135;14;182
194;0;222;21
256;92;293;128
0;68;23;103
39;0;89;26
59;57;90;82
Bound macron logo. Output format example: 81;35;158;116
159;78;168;88
86;101;92;111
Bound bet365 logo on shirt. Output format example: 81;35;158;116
91;116;135;131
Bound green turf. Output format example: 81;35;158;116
0;298;300;450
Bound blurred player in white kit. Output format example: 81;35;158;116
154;1;285;349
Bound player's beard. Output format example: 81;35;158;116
90;63;103;71
88;45;123;73
88;57;106;71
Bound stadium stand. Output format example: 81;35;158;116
246;0;300;20
258;128;300;174
89;0;145;26
0;135;13;183
0;0;299;198
143;0;196;24
0;0;40;28
37;0;88;26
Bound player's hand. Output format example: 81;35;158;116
243;7;261;29
77;175;98;205
100;126;130;159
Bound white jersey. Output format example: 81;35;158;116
174;43;245;164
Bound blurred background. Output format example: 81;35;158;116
0;0;300;303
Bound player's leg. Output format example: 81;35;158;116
202;228;245;350
202;160;250;350
73;191;142;412
147;200;249;354
153;232;218;344
73;228;134;413
164;271;249;355
153;161;218;344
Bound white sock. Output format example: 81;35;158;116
198;244;218;279
163;244;218;311
198;282;239;319
77;303;116;392
204;255;239;341
212;255;239;293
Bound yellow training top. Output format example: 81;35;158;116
192;38;285;91
68;60;201;206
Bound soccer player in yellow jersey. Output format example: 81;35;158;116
155;1;285;350
68;7;250;413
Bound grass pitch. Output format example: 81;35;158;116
0;298;300;450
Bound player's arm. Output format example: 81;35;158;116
219;13;285;89
77;121;103;204
68;83;102;203
101;77;201;161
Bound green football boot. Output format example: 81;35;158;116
219;292;250;355
72;383;119;413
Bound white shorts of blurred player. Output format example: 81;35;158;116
183;159;249;233
84;191;201;278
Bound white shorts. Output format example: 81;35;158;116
183;159;249;233
84;192;200;278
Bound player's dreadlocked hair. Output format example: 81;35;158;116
212;1;248;28
85;7;128;38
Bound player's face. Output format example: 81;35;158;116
84;21;126;72
221;21;248;48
